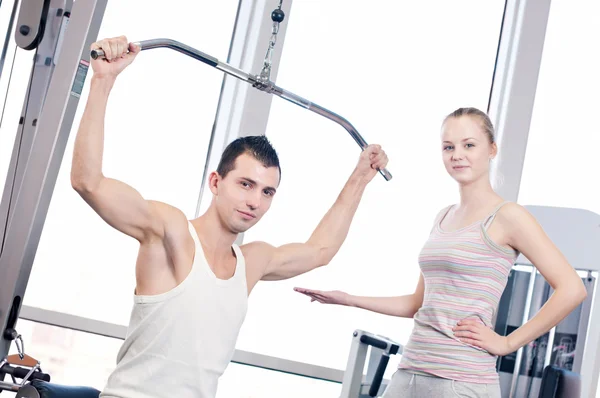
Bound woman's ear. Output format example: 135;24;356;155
490;142;498;160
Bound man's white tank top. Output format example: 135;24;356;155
100;222;248;398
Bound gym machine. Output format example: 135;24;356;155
339;205;600;398
0;357;50;394
492;205;600;398
339;330;402;397
0;0;108;395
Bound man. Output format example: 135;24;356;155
71;36;388;398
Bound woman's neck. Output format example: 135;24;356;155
458;176;501;211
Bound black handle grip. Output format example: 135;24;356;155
15;366;50;382
1;364;51;382
369;354;390;397
360;334;388;350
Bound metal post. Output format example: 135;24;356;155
508;266;536;397
573;273;595;373
0;0;20;80
0;0;108;358
196;0;294;220
339;330;401;398
0;0;69;248
340;331;369;398
583;275;600;398
487;0;552;200
542;325;556;371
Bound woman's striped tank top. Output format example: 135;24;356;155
398;201;519;384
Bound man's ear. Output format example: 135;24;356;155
208;171;220;195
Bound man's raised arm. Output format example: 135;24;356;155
255;145;388;280
71;36;172;243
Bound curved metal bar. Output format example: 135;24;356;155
90;38;392;181
270;85;392;181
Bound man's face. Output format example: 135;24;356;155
210;153;280;234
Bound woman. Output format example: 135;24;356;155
294;108;587;397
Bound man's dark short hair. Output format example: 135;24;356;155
216;135;281;181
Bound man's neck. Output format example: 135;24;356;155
192;208;238;263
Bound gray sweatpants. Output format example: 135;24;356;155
382;370;502;398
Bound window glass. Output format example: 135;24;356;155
23;0;239;325
9;320;121;390
518;0;600;217
9;321;342;396
518;4;600;396
240;0;506;371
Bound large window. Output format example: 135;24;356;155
519;0;600;216
23;0;240;325
240;0;506;372
8;320;340;396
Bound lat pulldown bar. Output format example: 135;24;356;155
90;37;393;181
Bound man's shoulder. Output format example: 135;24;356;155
238;241;277;289
148;200;187;221
240;240;276;260
145;201;189;241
